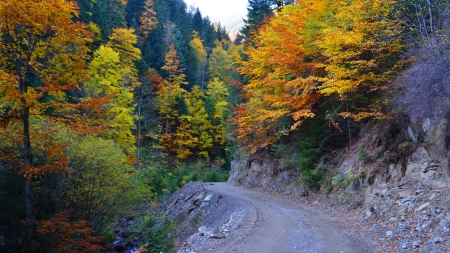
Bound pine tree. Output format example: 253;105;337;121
241;0;277;39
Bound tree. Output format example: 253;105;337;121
206;78;229;146
158;44;188;135
93;0;126;39
139;0;158;38
85;45;137;154
0;0;92;248
234;0;403;152
107;28;142;67
187;86;213;159
192;8;203;34
208;46;233;82
173;116;198;160
189;31;207;87
241;0;277;40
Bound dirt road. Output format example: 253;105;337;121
204;182;381;253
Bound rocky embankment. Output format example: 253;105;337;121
157;182;257;253
228;117;450;253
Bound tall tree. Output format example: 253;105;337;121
209;45;233;82
93;0;126;39
155;44;188;154
104;28;142;154
206;78;229;147
192;8;203;34
139;0;158;38
241;0;277;40
187;86;213;159
84;45;137;154
0;0;92;249
189;31;208;87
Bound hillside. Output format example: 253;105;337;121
1;0;450;252
226;50;450;252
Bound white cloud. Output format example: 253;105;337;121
184;0;247;21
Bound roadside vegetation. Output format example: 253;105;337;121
1;0;449;252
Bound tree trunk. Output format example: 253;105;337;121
135;88;142;172
19;77;36;252
22;106;37;252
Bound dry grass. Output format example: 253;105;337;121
394;44;450;124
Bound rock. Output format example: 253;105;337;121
193;192;206;206
389;217;398;223
432;181;447;189
412;241;420;248
401;243;408;249
397;190;414;199
408;126;418;143
415;202;430;212
423;118;431;132
410;147;430;163
386;231;393;237
365;210;372;218
198;226;207;236
434;237;442;243
198;226;226;239
209;232;226;239
204;194;213;202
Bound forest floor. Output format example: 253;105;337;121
174;182;396;253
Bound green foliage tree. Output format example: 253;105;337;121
93;0;127;39
85;45;136;154
208;46;233;82
241;0;277;39
63;136;135;232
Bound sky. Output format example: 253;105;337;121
183;0;248;22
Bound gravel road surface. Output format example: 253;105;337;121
203;182;382;253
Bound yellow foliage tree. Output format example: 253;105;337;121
234;0;403;152
187;86;213;159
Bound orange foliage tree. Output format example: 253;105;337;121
0;0;94;248
233;0;403;152
37;211;103;253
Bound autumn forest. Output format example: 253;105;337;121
0;0;447;252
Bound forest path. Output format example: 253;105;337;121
204;182;382;253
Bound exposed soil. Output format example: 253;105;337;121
173;182;392;253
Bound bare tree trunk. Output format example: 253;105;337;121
20;77;36;252
201;61;206;89
166;85;171;134
135;88;142;172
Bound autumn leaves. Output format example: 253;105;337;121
155;44;230;161
234;0;404;152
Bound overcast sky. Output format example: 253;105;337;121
183;0;248;21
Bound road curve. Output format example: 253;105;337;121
204;182;381;253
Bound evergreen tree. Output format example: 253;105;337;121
93;0;127;39
241;0;277;40
192;8;203;34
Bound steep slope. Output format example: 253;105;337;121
228;87;450;253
